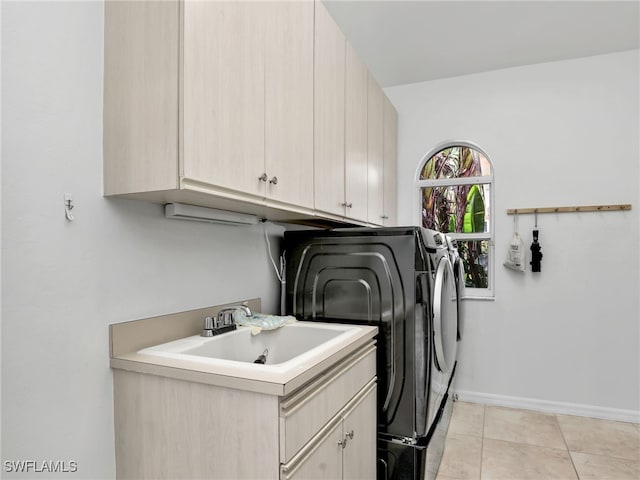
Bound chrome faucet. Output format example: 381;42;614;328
201;304;252;337
217;304;252;325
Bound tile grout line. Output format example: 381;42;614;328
555;413;581;480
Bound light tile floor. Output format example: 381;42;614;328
436;401;640;480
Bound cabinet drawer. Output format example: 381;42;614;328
279;342;376;463
280;414;344;480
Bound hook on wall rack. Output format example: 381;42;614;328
506;204;632;215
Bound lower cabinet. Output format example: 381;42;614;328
281;382;377;480
342;384;377;480
112;342;376;479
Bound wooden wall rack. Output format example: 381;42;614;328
507;204;632;215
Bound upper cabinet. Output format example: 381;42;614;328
104;0;396;227
367;74;385;225
313;1;346;218
264;1;315;209
181;1;266;199
383;96;398;226
105;0;314;212
344;42;369;223
314;1;397;226
104;0;181;196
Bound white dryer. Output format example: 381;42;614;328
422;230;458;402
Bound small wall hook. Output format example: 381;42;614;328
64;193;75;221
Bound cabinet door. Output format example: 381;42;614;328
104;0;180;195
342;385;377;480
281;419;343;480
367;74;384;225
182;1;266;198
314;1;346;217
344;42;368;222
265;1;314;208
383;96;398;226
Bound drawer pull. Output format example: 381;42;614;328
338;438;348;449
346;430;354;440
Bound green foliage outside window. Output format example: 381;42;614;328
420;146;490;288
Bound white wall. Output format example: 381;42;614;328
1;2;283;477
386;50;640;419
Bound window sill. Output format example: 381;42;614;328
461;295;495;301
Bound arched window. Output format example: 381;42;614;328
416;141;494;298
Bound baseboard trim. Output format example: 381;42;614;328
454;390;640;424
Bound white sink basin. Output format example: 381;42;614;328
137;322;362;372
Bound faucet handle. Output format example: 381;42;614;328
221;311;235;326
201;316;215;337
216;307;238;326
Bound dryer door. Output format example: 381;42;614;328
433;255;458;376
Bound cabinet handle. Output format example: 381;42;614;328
346;430;355;440
341;202;353;208
338;438;348;449
346;203;353;209
269;176;278;185
381;215;389;220
258;173;268;182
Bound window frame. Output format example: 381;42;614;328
414;140;495;300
